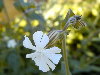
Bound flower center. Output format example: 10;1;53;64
36;48;45;53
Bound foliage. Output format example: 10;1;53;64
0;0;100;75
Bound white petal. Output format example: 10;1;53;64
40;33;49;48
23;35;36;50
46;54;62;64
33;31;49;48
33;54;41;66
26;53;33;58
34;54;50;72
26;52;39;59
44;46;61;54
44;56;56;71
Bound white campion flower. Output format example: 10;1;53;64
7;39;17;48
23;31;62;72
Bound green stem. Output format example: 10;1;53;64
62;33;71;75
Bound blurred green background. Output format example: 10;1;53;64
0;0;100;75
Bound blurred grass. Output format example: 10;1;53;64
0;0;100;75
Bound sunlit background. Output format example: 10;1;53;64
0;0;100;75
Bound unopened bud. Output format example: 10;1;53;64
63;15;86;30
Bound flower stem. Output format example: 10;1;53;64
62;33;71;75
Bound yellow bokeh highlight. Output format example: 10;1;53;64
19;19;27;27
66;32;84;44
77;44;81;48
66;32;74;44
24;0;28;3
66;39;73;44
67;32;75;39
0;27;6;32
44;4;62;19
25;32;30;36
15;18;20;23
78;34;83;40
31;20;39;26
92;9;98;16
99;33;100;38
54;21;59;26
86;51;94;57
78;7;82;12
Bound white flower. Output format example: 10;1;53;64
7;39;17;48
23;31;62;72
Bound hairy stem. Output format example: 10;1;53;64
62;33;71;75
63;22;69;31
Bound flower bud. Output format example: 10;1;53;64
63;15;86;30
